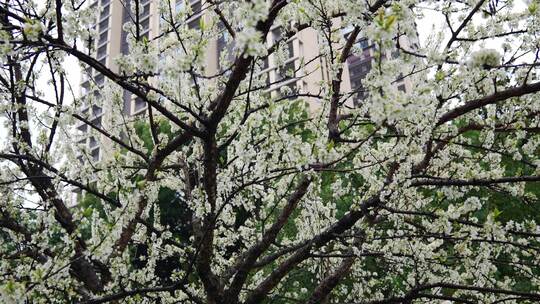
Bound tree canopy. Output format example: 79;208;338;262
1;0;540;303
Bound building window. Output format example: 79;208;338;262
140;17;150;32
77;124;88;132
185;1;203;29
134;97;147;113
100;4;110;19
99;18;109;33
217;21;236;70
176;0;184;12
97;45;107;59
272;27;294;59
276;81;297;100
91;116;102;128
260;56;269;70
123;91;132;116
91;148;100;162
190;0;202;14
262;72;271;87
95;74;105;85
123;2;132;22
343;30;374;105
89;136;98;148
188;16;200;29
92;105;103;117
142;2;151;17
347;59;372;104
357;38;369;50
99;30;108;44
275;61;295;83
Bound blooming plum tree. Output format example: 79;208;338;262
0;0;540;303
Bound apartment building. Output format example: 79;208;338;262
77;0;416;161
78;0;157;161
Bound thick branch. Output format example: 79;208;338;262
225;176;312;302
244;196;380;304
437;81;540;125
305;255;355;304
411;175;540;187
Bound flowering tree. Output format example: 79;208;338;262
1;0;540;303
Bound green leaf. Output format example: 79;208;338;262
435;70;445;82
529;1;538;14
199;18;206;31
136;180;147;190
492;207;503;220
5;280;16;294
327;140;335;151
113;150;121;160
82;207;93;218
384;15;396;31
376;9;385;26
